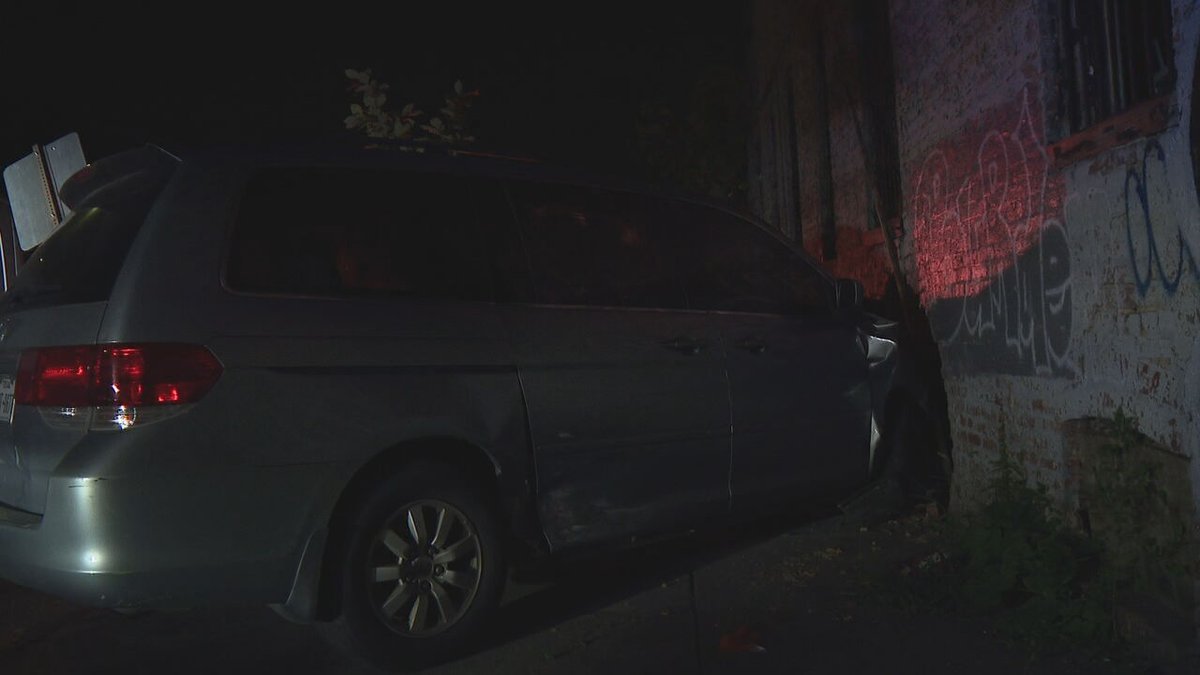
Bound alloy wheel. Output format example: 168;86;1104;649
365;499;483;636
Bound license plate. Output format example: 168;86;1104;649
0;377;13;424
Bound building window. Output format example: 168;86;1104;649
1056;0;1175;136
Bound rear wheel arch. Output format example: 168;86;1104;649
314;437;509;621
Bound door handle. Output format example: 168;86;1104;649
660;336;705;355
735;337;767;354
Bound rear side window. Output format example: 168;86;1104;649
659;201;831;315
2;158;174;310
508;181;686;309
226;168;523;302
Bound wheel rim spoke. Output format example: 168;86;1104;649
407;592;429;632
429;580;458;624
430;507;450;547
381;529;410;558
373;565;403;583
440;569;476;590
381;583;415;618
406;506;428;547
433;535;477;565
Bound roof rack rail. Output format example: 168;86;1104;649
445;148;542;164
357;139;543;164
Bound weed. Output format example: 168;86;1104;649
876;409;1195;657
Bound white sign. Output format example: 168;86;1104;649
2;132;86;252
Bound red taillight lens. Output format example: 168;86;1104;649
15;346;94;407
15;344;222;407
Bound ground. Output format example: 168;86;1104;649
0;505;1190;674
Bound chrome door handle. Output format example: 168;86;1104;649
660;337;705;355
735;338;767;354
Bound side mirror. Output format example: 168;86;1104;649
835;278;864;309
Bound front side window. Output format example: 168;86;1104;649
659;201;831;316
226;168;521;302
508;181;686;309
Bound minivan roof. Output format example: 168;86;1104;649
177;140;645;190
173;139;727;208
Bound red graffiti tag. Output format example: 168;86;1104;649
909;85;1073;376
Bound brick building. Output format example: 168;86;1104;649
748;0;1200;525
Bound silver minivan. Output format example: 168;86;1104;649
0;143;947;669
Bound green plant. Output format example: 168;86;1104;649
1087;408;1196;610
343;69;479;145
949;424;1106;649
880;409;1198;657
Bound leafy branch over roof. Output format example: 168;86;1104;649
343;69;480;145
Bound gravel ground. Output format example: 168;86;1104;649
0;504;1190;674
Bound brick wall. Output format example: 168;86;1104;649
750;0;1200;521
894;0;1200;515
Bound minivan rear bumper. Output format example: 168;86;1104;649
0;465;342;609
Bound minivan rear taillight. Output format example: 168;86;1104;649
15;344;222;429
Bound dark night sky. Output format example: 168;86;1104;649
2;4;749;178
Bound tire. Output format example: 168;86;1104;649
318;461;506;671
882;401;952;509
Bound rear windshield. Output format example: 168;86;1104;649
1;153;175;311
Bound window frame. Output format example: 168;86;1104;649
504;179;690;312
1045;0;1177;164
656;196;837;318
220;164;525;305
